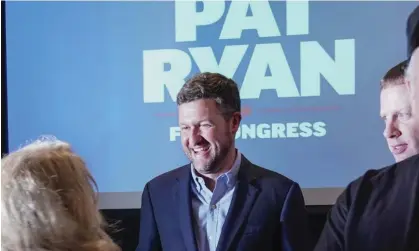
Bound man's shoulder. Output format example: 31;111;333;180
245;161;305;211
340;154;419;204
354;154;418;186
146;164;190;188
244;159;296;191
250;164;294;183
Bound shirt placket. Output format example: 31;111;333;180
210;178;228;251
209;203;218;251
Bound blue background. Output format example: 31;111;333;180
6;1;417;192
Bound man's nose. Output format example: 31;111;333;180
383;121;402;139
188;127;203;146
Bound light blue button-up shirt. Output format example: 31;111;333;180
190;151;242;251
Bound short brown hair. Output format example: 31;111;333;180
380;60;408;90
176;72;241;119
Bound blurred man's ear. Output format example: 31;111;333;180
230;112;242;133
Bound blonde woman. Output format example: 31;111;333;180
1;136;121;251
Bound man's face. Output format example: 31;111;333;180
178;99;240;174
380;85;419;162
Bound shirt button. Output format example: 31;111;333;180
211;204;217;209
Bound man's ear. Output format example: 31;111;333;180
230;112;242;133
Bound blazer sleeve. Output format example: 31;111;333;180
280;182;313;251
136;183;162;251
314;188;350;251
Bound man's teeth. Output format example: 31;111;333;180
193;146;209;152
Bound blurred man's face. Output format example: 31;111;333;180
380;85;419;162
406;49;419;125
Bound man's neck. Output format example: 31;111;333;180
200;147;237;191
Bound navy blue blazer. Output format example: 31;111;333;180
315;154;419;251
136;155;312;251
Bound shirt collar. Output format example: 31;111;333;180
191;149;241;191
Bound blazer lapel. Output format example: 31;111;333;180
216;156;260;251
174;165;198;251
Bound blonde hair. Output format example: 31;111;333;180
1;136;121;251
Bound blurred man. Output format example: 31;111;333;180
406;5;419;57
137;72;312;251
406;5;419;125
380;61;419;162
314;7;419;251
406;48;419;127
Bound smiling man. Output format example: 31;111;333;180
380;61;419;162
136;72;312;251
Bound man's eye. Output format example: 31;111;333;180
180;126;189;131
396;112;412;121
201;124;212;128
